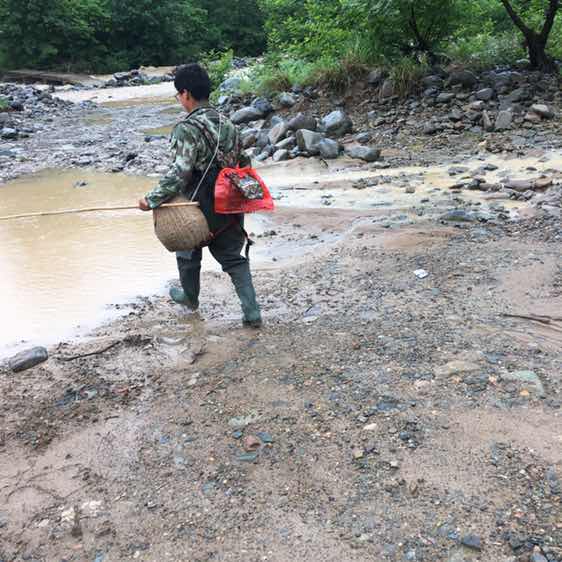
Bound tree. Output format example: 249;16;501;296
198;0;267;56
108;0;207;68
498;0;560;72
0;0;109;70
363;0;469;63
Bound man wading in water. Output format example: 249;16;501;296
138;63;262;328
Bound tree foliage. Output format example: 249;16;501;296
0;0;266;72
0;0;559;73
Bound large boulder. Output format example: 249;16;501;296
268;121;289;145
231;106;265;125
345;145;381;162
495;110;513;131
220;77;242;92
1;127;18;140
447;70;478;88
278;92;298;108
436;93;456;104
273;149;290;162
476;88;494;101
422;75;444;89
288;112;317;131
320;110;353;138
296;129;325;154
317;139;341;159
8;347;48;372
275;136;296;151
252;97;273;115
531;104;554;119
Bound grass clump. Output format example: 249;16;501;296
0;96;9;111
387;57;429;97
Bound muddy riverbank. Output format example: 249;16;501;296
0;76;561;562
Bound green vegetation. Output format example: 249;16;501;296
0;0;559;81
0;0;265;72
0;96;8;111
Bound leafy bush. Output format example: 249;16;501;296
0;96;9;111
201;49;234;91
447;32;526;70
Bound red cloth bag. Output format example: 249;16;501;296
214;167;275;215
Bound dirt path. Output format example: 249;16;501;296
0;207;560;562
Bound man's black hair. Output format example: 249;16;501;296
174;63;211;101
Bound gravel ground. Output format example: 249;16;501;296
0;75;561;562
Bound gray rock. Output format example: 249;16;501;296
505;87;529;103
469;100;485;111
448;70;478;88
0;113;12;126
288;113;317;131
379;79;395;99
275;136;296;151
255;130;270;150
524;111;542;124
436;93;456;104
345;145;381;162
231;106;265;125
272;149;290;162
268;121;289;145
1;127;18;140
252;97;273;115
220;77;242;92
317;138;340;159
495;110;513;130
355;132;371;144
476;88;494;101
241;128;258;149
295;129;325;154
531;104;554;119
461;534;482;551
367;69;385;86
449;108;463;121
482;110;494;131
504;178;533;192
422;75;444;89
278;92;297;108
423;123;439;135
441;210;476;222
8;347;49;372
320;110;353;138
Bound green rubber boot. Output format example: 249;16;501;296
169;287;199;311
233;282;262;328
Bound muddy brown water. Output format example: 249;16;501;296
0;169;272;357
0;170;170;355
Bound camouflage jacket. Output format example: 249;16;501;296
145;105;250;209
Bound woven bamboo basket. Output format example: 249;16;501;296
153;196;211;252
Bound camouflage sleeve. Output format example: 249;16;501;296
145;123;200;208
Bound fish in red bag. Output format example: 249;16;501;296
215;167;275;215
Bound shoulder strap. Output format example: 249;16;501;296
189;113;222;203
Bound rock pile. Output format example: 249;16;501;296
217;66;560;166
367;67;559;138
0;84;74;141
103;69;174;88
220;94;381;163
